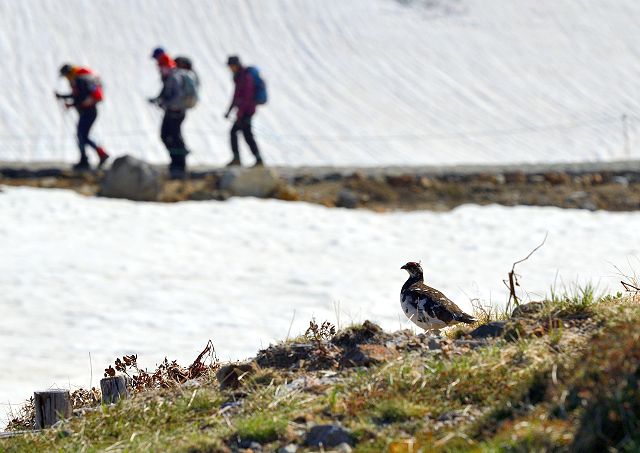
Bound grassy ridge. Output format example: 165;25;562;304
2;290;639;452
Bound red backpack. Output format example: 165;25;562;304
75;67;104;102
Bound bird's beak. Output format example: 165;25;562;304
400;264;407;270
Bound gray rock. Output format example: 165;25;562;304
306;424;353;448
277;445;298;453
216;362;257;390
99;155;162;201
470;321;506;339
336;189;359;209
335;443;353;453
219;167;280;198
453;339;490;349
567;191;588;201
427;337;443;350
340;344;397;367
511;301;545;318
238;439;262;450
613;176;629;186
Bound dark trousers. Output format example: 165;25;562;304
161;110;188;173
77;107;98;163
230;115;261;161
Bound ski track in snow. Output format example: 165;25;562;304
2;0;640;166
1;186;639;412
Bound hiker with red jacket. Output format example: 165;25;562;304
55;64;109;170
224;55;264;167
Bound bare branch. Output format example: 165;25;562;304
507;232;549;308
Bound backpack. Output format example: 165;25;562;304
75;67;104;102
247;66;267;105
174;56;193;70
176;68;199;109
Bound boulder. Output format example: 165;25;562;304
100;155;162;201
219;167;280;198
469;321;506;339
305;425;353;448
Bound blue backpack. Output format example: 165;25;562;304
247;66;267;105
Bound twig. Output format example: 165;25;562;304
285;309;297;342
504;232;548;308
622;281;640;292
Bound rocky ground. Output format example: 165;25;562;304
2;290;639;452
2;159;640;211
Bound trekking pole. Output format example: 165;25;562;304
55;97;75;161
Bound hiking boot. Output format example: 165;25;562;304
98;151;109;168
72;160;90;171
252;159;264;168
226;158;241;167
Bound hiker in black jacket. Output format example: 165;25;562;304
149;53;199;178
55;64;109;170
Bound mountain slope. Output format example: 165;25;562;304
2;0;640;166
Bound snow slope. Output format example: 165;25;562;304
2;0;640;166
1;186;639;410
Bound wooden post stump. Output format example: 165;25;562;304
34;389;71;429
100;375;129;404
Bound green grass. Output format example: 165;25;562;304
2;290;640;452
235;413;288;443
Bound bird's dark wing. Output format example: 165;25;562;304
408;283;476;324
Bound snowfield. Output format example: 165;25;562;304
1;186;639;410
2;0;640;166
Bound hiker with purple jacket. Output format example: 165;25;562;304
224;55;266;167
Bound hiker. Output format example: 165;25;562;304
149;49;199;177
224;55;266;167
55;64;109;170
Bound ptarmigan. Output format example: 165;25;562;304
400;262;476;332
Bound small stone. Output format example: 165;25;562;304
580;201;598;211
504;171;526;184
418;176;434;188
216;362;257;390
453;339;489;349
613;176;629;186
567;191;588;201
544;172;570;185
341;344;397;367
277;445;298;453
386;174;414;187
427;337;442;350
324;172;343;182
336;189;359;209
39;177;58;188
335;442;353;453
511;302;545;318
438;410;462;422
238;439;262;451
469;321;506;339
306;424;353;448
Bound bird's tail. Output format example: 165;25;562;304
457;312;477;324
